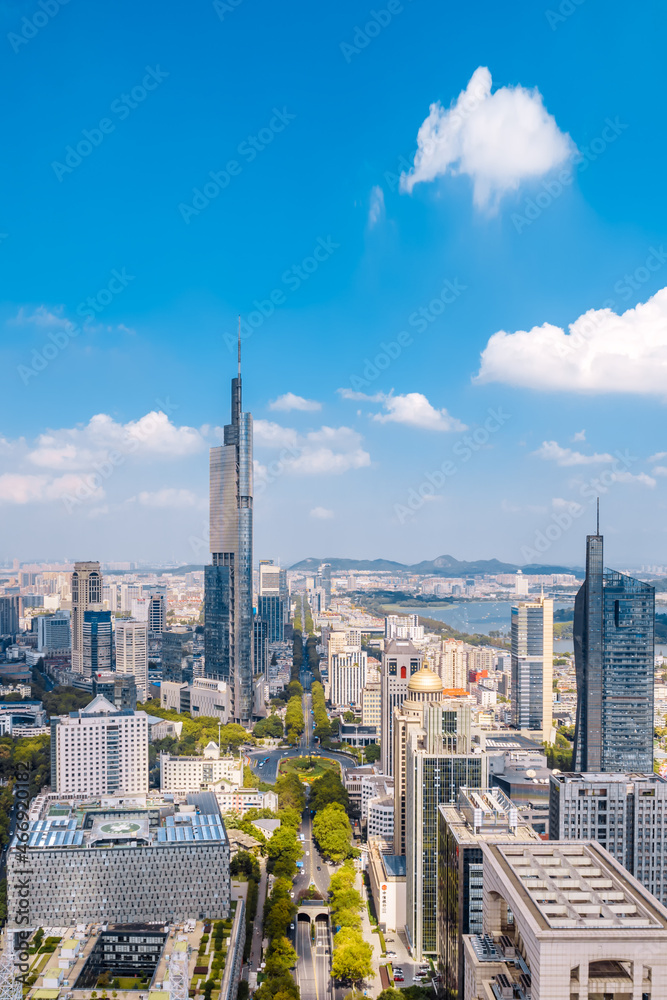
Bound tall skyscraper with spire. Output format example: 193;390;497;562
573;508;654;772
205;329;254;724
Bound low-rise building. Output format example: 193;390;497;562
366;842;407;933
160;742;242;795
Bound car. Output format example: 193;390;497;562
317;865;321;870
393;975;404;983
290;923;295;930
305;851;309;856
290;892;295;897
386;951;397;958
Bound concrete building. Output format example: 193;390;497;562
92;670;138;711
0;595;19;637
511;594;553;736
385;613;424;642
344;765;379;812
6;792;230;927
115;618;148;700
437;638;469;690
366;844;407;933
550;770;667;906
437;788;540;997
36;610;71;653
71;561;102;674
329;647;367;709
463;840;667;999
160;742;243;795
361;671;381;726
162;626;194;683
381;637;423;775
161;676;231;722
361;772;394;823
367;794;394;841
50;695;149;795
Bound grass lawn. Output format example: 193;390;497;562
278;756;339;781
113;978;150;989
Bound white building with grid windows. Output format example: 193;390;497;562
50;695;149;795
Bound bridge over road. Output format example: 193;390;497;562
295;904;331;1000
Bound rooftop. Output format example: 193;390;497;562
491;842;667;931
551;771;667;785
382;854;407;878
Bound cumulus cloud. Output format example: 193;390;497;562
136;489;201;508
337;389;385;402
254;422;370;480
368;185;385;227
533;441;613;466
572;430;586;442
26;412;205;470
652;466;667;477
268;393;322;413
372;392;467;432
310;506;335;520
400;66;574;209
0;472;104;504
476;286;667;393
611;470;656;488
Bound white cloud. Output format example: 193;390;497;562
400;66;574;209
11;305;76;332
533;441;613;466
371;392;467;432
572;430;586;442
476;286;667;393
337;389;386;402
650;452;667;463
368;185;385;227
26;412;205;470
611;470;656;488
254;422;370;479
268;393;322;413
310;507;335;520
253;419;299;450
137;489;200;508
0;472;105;504
653;466;667;477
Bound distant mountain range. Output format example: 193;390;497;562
289;554;583;577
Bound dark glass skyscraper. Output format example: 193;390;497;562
573;528;654;772
206;342;254;724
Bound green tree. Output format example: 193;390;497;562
313;803;353;862
275;772;306;813
310;771;349;813
364;743;380;763
331;931;373;985
264;936;298;975
266;826;303;879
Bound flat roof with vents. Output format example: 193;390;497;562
489;842;667;931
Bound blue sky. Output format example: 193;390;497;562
2;0;667;568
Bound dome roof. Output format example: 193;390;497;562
407;666;444;693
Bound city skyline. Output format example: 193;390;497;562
2;1;667;567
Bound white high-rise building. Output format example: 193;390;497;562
71;561;102;674
329;648;367;709
51;695;149;795
437;638;469;690
380;638;423;775
131;597;150;622
115;619;148;700
511;595;553;736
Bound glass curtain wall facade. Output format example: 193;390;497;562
406;742;484;958
82;610;112;675
204;565;231;682
207;359;254;723
574;532;654;772
258;595;284;642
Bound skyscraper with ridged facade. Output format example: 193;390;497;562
205;339;254;724
573;523;654;772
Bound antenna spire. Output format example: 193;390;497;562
237;315;241;379
596;497;600;535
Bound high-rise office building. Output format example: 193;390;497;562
204;565;231;682
329;647;367;709
403;693;486;958
207;342;254;724
510;594;553;735
162;627;194;683
37;610;71;653
115;619;148;700
253;616;268;678
573;526;654;772
82;610;112;675
92;671;138;712
550;771;667;906
380;638;423;776
0;596;20;637
71;561;102;673
147;594;166;634
258;560;284;642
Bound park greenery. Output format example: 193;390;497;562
311;681;335;742
285;695;305;745
278;756;338;782
138;699;256;754
253;714;284;739
329;862;374;986
310;770;350;813
313;803;355;863
254;876;299;1000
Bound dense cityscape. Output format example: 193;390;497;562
4;3;667;1000
1;354;667;1000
